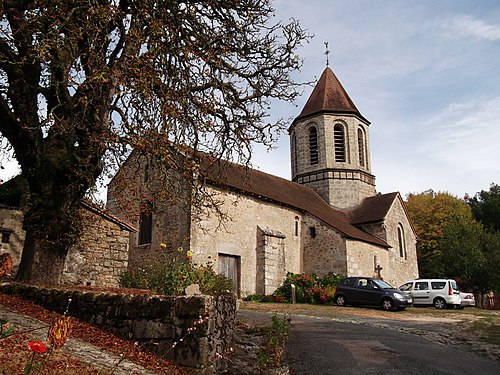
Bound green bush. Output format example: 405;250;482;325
120;250;233;296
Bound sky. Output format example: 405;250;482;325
1;0;499;200
251;0;500;199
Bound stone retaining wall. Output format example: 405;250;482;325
0;283;237;373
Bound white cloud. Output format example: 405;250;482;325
437;15;500;41
418;97;500;171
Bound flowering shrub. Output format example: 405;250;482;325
306;286;335;304
272;272;342;304
120;246;233;295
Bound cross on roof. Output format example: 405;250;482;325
324;41;331;66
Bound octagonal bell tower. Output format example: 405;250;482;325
289;67;376;209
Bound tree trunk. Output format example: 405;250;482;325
15;194;83;285
16;228;69;284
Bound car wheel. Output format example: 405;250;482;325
335;295;347;306
381;298;394;311
433;297;447;309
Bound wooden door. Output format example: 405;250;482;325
218;253;241;298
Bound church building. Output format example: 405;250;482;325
107;66;419;297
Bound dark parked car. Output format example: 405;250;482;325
334;277;412;311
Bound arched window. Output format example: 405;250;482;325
334;124;346;162
294;216;299;236
398;224;406;259
358;128;365;167
309;126;319;165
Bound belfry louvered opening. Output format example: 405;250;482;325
309;126;319;165
334;124;346;162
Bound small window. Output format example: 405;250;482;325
309;126;319;165
294;217;299;236
1;232;10;243
398;224;406;259
334;124;346;162
309;226;316;238
138;211;152;245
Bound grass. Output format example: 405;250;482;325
471;316;500;345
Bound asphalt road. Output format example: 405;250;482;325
238;309;500;375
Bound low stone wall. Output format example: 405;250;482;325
0;283;237;373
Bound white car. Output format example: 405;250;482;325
399;279;461;309
459;292;476;308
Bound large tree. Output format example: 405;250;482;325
468;183;500;232
406;190;473;278
0;0;308;283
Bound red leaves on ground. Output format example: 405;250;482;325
0;292;188;374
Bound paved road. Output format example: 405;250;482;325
238;309;500;375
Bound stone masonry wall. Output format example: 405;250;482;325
106;152;192;272
0;283;237;374
382;196;419;286
61;208;130;287
290;115;376;209
256;226;287;295
346;240;389;280
0;204;130;287
190;187;303;297
301;214;348;277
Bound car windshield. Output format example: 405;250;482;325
373;280;394;289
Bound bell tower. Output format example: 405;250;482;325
289;66;376;209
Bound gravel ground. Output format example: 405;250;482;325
236;301;500;364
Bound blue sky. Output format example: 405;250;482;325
252;0;500;198
1;1;499;200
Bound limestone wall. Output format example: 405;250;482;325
301;214;348;277
345;197;419;287
346;240;389;279
290;114;376;209
106;152;191;271
189;186;303;297
0;283;236;373
381;197;419;286
61;208;130;287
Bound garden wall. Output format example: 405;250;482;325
0;283;237;374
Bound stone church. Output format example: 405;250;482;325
107;66;419;297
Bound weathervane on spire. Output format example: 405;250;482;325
324;40;331;66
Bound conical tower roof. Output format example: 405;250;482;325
293;67;369;124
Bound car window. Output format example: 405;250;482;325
373;279;394;289
399;282;413;291
415;281;428;291
357;278;368;287
450;280;459;290
341;278;355;286
431;282;446;290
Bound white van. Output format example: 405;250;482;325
399;279;461;309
